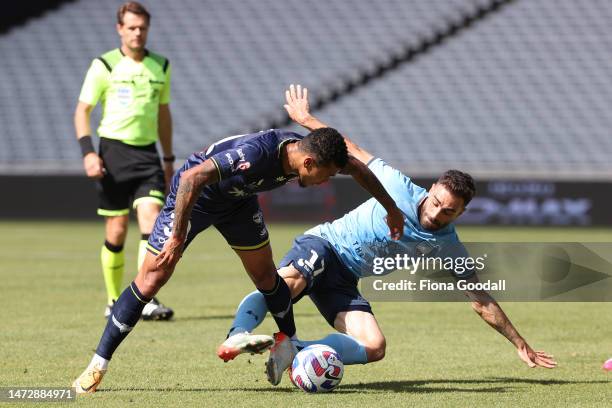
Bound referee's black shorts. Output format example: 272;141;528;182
96;137;166;217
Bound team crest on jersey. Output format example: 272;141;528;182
237;161;251;171
253;211;264;224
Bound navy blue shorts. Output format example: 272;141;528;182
279;234;372;327
147;193;269;255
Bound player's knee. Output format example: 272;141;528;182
365;336;386;362
106;219;128;243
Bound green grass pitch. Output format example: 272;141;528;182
0;221;610;407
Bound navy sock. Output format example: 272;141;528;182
95;282;150;360
259;274;296;337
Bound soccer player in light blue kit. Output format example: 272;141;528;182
219;85;557;385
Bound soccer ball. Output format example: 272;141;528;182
289;344;344;393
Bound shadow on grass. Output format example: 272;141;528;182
170;315;235;322
98;377;610;394
337;377;610;393
98;387;295;393
172;312;322;322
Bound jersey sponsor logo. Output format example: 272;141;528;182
225;152;234;168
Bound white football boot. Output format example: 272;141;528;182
216;332;275;362
265;332;298;386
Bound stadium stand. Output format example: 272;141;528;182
1;0;611;179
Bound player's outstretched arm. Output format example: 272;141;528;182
283;84;373;165
462;275;557;369
340;156;404;240
156;160;219;268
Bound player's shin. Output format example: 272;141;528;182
228;290;268;337
299;333;368;365
95;281;150;360
259;274;296;338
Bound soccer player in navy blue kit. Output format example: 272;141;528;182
220;85;557;385
72;85;405;393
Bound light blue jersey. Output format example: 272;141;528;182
305;158;472;278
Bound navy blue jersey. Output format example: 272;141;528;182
175;129;302;207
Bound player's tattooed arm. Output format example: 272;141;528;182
156;160;219;268
283;84;373;164
463;275;557;369
173;160;219;240
340;156;404;240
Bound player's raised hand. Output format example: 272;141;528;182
385;206;404;240
83;152;104;179
517;343;557;368
156;235;184;269
284;84;311;126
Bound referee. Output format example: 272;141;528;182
74;1;173;320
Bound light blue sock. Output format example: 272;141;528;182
228;291;268;336
299;333;368;365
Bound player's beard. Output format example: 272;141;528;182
421;216;446;231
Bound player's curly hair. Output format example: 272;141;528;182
300;128;348;169
437;170;476;205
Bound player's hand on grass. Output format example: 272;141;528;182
517;342;557;368
156;236;185;269
284;84;312;126
385;206;404;240
83;153;104;179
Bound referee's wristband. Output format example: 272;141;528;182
162;155;176;163
78;136;95;157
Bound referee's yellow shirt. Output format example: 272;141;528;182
78;48;171;146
